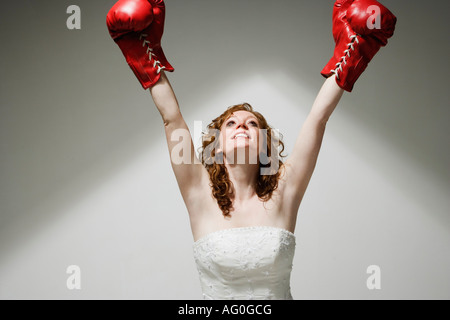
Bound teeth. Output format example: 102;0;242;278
234;133;249;139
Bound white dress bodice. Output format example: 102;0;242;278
193;226;296;300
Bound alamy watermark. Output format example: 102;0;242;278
366;5;381;30
366;265;381;290
66;265;81;290
66;5;81;30
170;121;283;176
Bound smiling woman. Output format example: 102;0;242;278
106;0;397;299
199;103;286;218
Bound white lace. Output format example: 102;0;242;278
193;226;296;300
331;34;359;80
140;33;165;74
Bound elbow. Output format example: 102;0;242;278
163;117;175;128
162;116;172;127
162;110;183;128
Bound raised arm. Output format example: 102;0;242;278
107;0;208;201
283;76;343;206
282;0;396;210
149;72;208;197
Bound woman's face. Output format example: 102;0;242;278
219;111;261;164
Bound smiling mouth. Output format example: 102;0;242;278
233;133;250;139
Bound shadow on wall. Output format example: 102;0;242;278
0;0;449;264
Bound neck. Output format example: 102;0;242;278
225;161;259;202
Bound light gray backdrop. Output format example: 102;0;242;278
0;0;449;299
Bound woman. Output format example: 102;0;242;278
107;0;396;299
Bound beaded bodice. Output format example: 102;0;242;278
193;226;296;300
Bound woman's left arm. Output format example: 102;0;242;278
282;75;343;206
281;0;397;212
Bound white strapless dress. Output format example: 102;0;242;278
193;226;296;300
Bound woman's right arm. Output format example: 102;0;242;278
106;0;209;217
149;71;209;201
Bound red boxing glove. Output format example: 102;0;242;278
107;0;174;89
347;0;396;45
321;0;396;92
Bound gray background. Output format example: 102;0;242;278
1;0;449;299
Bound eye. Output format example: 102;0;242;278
249;120;258;127
226;120;235;127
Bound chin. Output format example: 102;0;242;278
224;146;259;165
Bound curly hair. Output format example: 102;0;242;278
199;103;285;217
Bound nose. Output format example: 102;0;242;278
236;121;248;130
